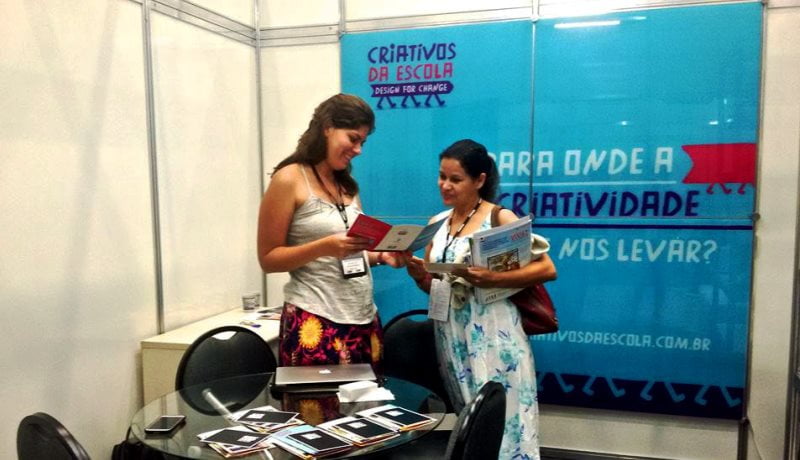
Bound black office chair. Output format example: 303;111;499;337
175;325;277;414
175;325;277;390
17;412;90;460
382;309;453;412
444;380;506;459
367;380;507;460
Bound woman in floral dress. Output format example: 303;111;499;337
406;139;557;459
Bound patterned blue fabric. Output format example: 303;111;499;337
430;213;540;460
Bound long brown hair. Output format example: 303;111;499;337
272;94;375;196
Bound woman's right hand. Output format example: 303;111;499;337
405;256;428;282
325;233;372;259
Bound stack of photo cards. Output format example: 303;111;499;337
270;424;354;459
197;426;272;458
318;415;399;446
228;405;303;433
357;404;437;431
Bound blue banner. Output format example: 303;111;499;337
341;3;761;419
531;3;760;419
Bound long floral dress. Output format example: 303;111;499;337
430;212;540;460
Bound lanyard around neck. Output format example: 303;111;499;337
440;198;482;263
311;165;349;230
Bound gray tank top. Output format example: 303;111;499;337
282;167;376;324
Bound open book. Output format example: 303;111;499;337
469;215;533;304
347;214;446;252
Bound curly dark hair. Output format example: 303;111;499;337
272;94;375;196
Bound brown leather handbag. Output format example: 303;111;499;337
490;206;558;335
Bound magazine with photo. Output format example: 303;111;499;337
469;215;533;304
347;214;446;252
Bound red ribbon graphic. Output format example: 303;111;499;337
681;143;756;194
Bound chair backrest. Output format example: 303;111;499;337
382;309;453;411
445;381;506;460
17;412;91;460
175;325;277;391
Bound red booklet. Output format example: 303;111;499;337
346;214;446;252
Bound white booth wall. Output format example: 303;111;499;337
0;1;797;459
0;0;259;458
188;0;256;26
749;7;800;460
149;13;262;330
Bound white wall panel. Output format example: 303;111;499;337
151;15;262;330
344;0;532;21
258;0;533;27
260;0;339;27
0;1;155;458
189;0;255;26
260;43;341;307
749;7;800;460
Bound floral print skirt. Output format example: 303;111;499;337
278;302;383;375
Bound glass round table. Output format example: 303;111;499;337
129;373;447;459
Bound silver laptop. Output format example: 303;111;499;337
274;363;376;387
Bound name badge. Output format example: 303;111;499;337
428;278;450;322
341;252;367;279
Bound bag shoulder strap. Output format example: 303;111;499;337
490;205;503;228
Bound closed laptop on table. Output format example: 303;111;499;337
273;363;376;389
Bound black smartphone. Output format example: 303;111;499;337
144;415;186;434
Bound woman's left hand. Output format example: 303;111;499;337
452;266;497;288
